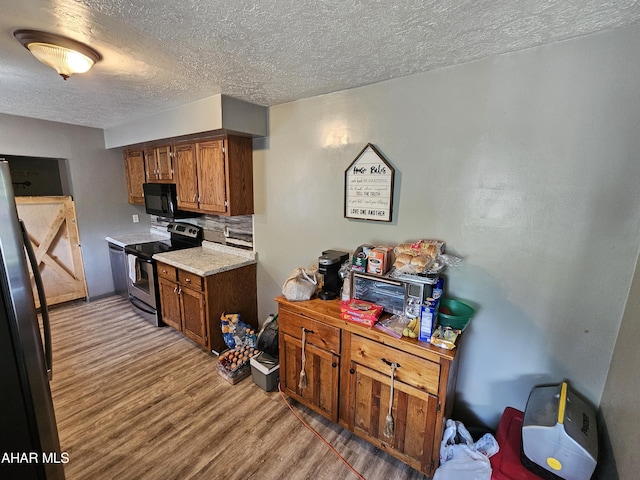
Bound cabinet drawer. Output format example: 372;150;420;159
157;263;177;280
178;269;204;291
279;309;341;354
350;335;440;395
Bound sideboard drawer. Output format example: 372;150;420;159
279;309;341;354
350;334;440;395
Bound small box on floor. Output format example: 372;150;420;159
250;353;280;392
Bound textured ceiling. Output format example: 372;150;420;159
1;0;639;129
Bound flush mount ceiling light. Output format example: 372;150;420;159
14;29;102;80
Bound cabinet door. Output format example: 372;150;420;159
281;333;339;422
158;277;181;331
145;146;173;182
196;140;227;214
155;146;174;181
174;143;199;211
180;287;207;347
144;147;157;182
124;150;145;204
347;361;439;475
224;135;254;216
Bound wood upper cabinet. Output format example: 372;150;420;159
174;142;199;210
196;140;227;213
124;150;146;204
145;145;174;183
276;297;460;478
174;135;254;216
122;132;254;215
221;135;254;216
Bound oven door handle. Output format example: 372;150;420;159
129;295;157;315
125;253;153;263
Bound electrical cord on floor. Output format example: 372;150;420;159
278;382;366;480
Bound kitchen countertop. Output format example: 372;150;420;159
105;230;170;248
153;241;256;276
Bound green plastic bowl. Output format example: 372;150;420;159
437;298;475;331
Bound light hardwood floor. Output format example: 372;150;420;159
48;295;427;480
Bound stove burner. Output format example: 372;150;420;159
124;241;172;260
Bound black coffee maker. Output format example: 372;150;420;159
318;250;349;300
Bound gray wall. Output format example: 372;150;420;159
0;113;150;299
253;22;640;437
600;250;640;479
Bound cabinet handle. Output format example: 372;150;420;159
173;286;178;294
332;362;337;368
185;278;191;283
381;358;401;369
302;328;315;334
162;269;168;274
349;368;355;374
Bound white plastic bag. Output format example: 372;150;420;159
433;419;498;480
282;267;318;301
433;446;492;480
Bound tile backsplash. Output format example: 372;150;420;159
152;214;253;250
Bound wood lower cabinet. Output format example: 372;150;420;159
157;264;207;346
158;262;258;353
276;296;460;477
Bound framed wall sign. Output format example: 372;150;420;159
344;143;395;222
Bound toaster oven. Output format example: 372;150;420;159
351;272;437;317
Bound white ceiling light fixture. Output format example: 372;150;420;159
14;29;102;80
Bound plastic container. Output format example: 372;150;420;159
437;298;475;331
250;354;280;391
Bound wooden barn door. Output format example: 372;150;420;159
16;196;88;308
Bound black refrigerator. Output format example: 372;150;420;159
0;160;65;479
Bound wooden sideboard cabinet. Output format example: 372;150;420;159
276;296;460;477
279;306;341;422
158;261;258;354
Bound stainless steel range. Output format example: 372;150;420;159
125;222;203;326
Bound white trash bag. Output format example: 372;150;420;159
433;419;499;480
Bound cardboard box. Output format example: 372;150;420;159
367;247;392;275
340;299;384;327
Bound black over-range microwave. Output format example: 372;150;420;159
143;183;195;219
